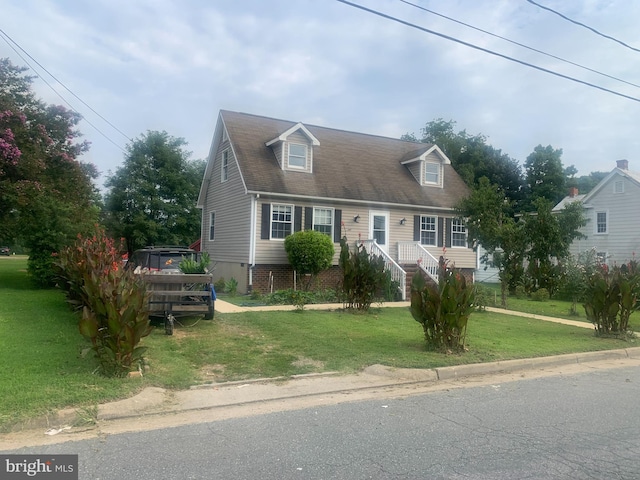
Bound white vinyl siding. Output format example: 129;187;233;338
271;204;293;239
313;207;333;237
614;180;624;194
451;219;467;247
420;216;437;246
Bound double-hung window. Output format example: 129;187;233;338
424;162;440;184
451;219;467;247
420;216;437;246
271;204;293;239
209;212;216;241
313;207;333;237
221;150;229;182
596;211;608;234
288;143;307;169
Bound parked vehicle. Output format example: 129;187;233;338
0;247;10;256
127;246;199;273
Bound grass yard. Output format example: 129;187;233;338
0;257;636;432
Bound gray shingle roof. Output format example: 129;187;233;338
222;110;469;209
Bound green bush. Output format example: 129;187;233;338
284;230;335;290
473;283;495;310
514;284;527;299
410;257;475;352
214;277;226;294
583;261;640;335
225;277;238;296
531;288;550;302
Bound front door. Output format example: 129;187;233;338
369;211;389;253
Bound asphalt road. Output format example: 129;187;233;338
5;363;640;479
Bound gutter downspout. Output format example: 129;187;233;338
248;194;258;291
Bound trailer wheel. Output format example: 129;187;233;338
165;314;175;335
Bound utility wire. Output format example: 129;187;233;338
398;0;640;90
336;0;640;103
0;28;131;151
526;0;640;53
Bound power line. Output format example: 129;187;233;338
526;0;640;53
398;0;640;90
0;28;131;153
336;0;640;103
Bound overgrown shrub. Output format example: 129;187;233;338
531;288;550;302
473;283;495;310
284;230;335;290
55;228;152;376
339;238;390;311
583;260;640;336
79;267;152;376
225;277;238;296
410;257;475;352
264;288;340;306
514;285;527;299
214;277;226;294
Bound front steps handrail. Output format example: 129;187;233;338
398;242;439;283
360;240;407;300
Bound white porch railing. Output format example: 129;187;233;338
397;242;440;283
360;240;407;301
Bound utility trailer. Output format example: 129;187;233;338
142;273;215;335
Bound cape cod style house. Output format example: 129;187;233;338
197;110;477;297
553;159;640;266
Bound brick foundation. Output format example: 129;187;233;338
250;264;343;294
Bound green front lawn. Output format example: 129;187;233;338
0;258;635;432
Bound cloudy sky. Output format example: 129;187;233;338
2;0;639;189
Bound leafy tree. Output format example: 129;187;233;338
456;177;526;306
524;145;566;208
0;58;98;284
404;118;524;206
284;230;335;290
104;131;205;254
522;198;586;294
573;171;608;195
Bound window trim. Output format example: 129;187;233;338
420;215;438;246
221;150;229;182
424;162;440;185
312;206;334;238
270;203;294;240
287;143;308;170
595;210;608;235
209;211;216;241
451;218;467;248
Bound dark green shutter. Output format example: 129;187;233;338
438;217;444;247
334;209;342;243
445;218;452;248
305;207;313;231
294;206;302;232
261;203;270;239
413;215;421;242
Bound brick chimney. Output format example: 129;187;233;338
617;159;629;170
568;186;579;197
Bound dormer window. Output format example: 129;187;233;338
287;143;307;169
424;162;440;184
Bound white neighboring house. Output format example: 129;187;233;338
553;159;640;266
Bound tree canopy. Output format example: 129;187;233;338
0;58;99;284
524;144;567;208
104;130;205;253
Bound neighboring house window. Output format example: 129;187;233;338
420;216;437;246
313;207;333;237
596;211;608;234
614;180;624;194
288;143;307;169
451;219;467;247
271;204;293;239
424;162;440;184
209;211;215;241
221;150;229;182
